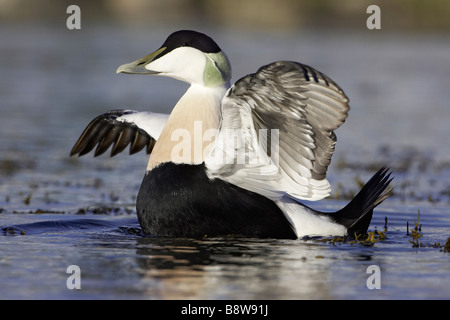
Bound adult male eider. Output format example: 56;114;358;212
71;30;393;239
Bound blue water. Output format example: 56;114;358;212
1;25;449;299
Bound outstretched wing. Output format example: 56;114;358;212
70;109;168;157
205;61;350;201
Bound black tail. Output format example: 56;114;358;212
322;167;393;236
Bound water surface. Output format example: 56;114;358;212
1;26;449;300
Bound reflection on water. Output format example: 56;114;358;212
1;25;450;299
133;237;336;299
2;211;449;299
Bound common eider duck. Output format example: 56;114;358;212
71;30;392;239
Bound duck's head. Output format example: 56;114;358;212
117;30;231;87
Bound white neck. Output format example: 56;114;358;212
147;83;228;170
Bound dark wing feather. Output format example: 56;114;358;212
70;109;156;157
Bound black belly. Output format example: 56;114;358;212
136;162;297;239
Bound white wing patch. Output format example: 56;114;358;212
116;111;168;141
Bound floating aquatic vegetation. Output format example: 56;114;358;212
407;210;423;248
303;217;389;246
23;194;32;206
2;226;26;236
404;210;449;251
304;214;447;251
444;238;450;253
76;206;134;215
